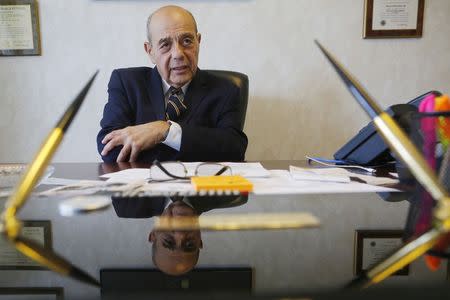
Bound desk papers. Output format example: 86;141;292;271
100;162;271;183
252;170;399;195
290;166;351;183
290;166;399;186
38;163;400;198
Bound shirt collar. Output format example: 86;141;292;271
163;197;194;210
161;78;190;95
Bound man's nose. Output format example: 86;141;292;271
171;43;184;59
173;231;188;240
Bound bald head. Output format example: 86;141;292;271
144;5;201;87
146;5;198;43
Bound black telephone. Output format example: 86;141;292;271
334;91;442;166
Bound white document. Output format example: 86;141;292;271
100;168;149;183
293;166;399;186
38;180;137;197
290;166;351;183
0;164;54;188
41;177;86;186
220;162;271;177
251;170;399;195
100;162;271;183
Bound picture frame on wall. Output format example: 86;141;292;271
363;0;425;38
0;220;52;270
354;229;409;276
0;287;63;300
0;0;41;56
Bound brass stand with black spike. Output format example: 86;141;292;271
0;71;100;287
315;40;450;288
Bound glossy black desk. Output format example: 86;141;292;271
0;162;446;299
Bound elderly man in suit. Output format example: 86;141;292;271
97;5;248;163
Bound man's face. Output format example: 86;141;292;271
152;201;203;252
145;9;201;88
149;201;203;275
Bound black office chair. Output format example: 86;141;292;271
205;70;249;130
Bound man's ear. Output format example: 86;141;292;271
197;33;201;44
149;230;156;243
199;239;203;249
144;41;156;64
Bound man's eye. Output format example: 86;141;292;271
162;238;175;250
184;241;196;252
183;38;193;45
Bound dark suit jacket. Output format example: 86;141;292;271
112;195;248;218
97;67;248;162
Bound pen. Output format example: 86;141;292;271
1;71;100;287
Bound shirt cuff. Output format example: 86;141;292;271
162;121;182;151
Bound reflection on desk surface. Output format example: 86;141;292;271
0;163;445;299
113;195;248;276
112;194;248;219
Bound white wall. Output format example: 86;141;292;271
1;0;449;163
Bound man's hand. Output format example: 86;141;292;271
101;121;170;162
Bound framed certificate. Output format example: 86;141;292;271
0;287;63;300
363;0;425;38
0;220;52;270
0;0;41;56
354;229;409;276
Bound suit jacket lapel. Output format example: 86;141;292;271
183;69;208;123
145;67;166;120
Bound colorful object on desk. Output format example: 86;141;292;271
419;94;437;169
414;94;436;237
425;94;450;270
425;234;450;271
191;175;253;192
435;95;450;149
315;40;450;288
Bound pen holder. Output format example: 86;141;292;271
401;110;450;260
396;111;450;186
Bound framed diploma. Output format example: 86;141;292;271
354;230;409;276
0;287;63;300
363;0;425;38
0;0;41;56
0;220;52;270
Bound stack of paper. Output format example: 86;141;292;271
100;162;271;183
289;166;351;183
289;166;398;186
37;162;401;198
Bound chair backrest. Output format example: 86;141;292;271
205;70;249;130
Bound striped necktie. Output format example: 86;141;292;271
165;87;186;121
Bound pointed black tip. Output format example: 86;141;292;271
69;266;101;287
345;274;369;290
314;39;325;52
59;70;100;131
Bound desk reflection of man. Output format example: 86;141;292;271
112;195;247;275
